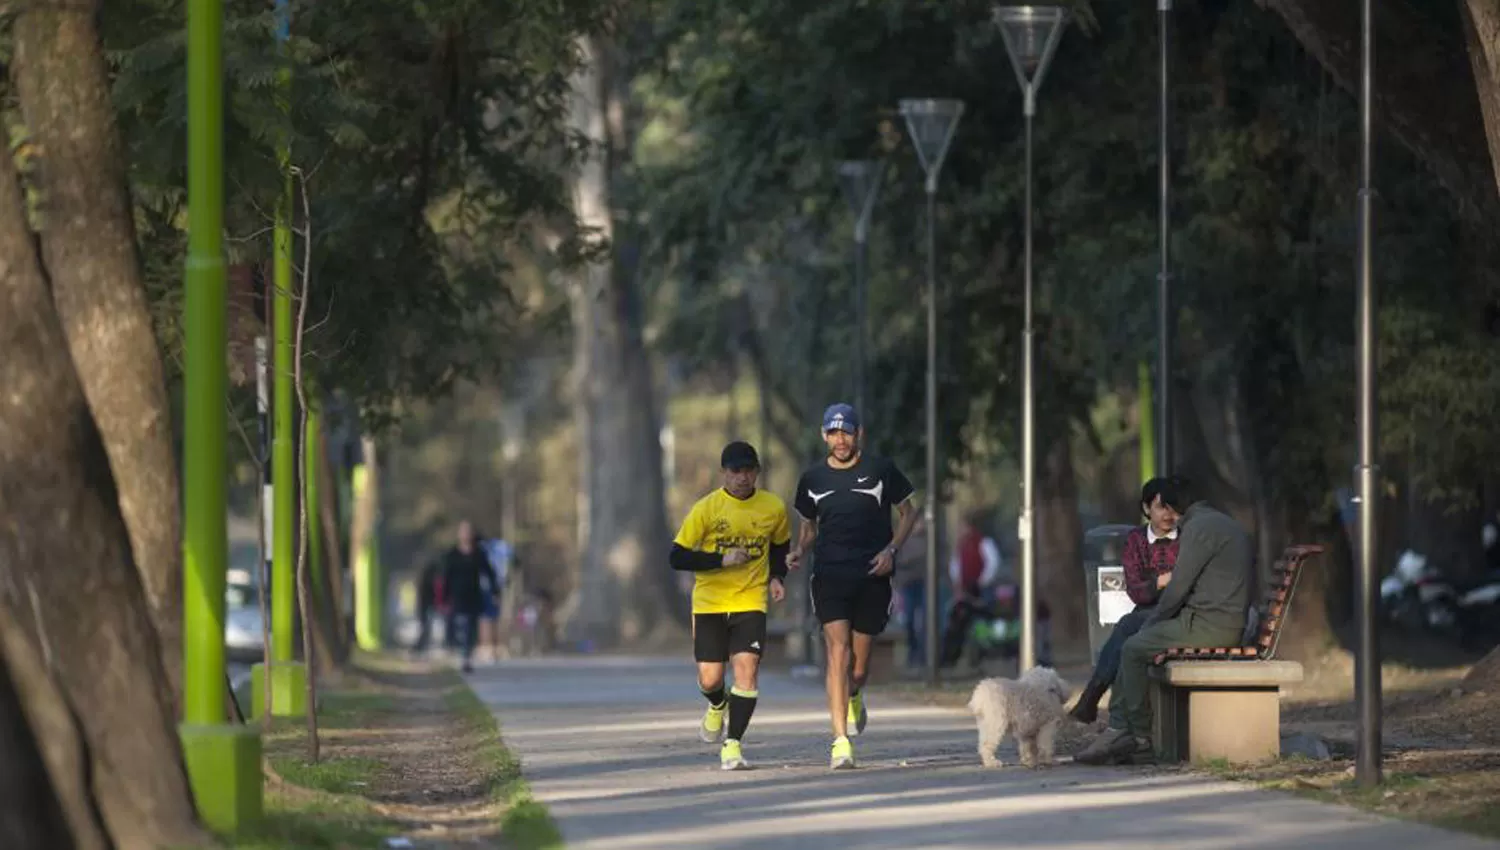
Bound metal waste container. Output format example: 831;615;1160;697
1082;524;1137;665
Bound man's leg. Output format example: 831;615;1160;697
822;620;853;740
460;612;479;672
1070;606;1154;723
902;580;924;668
846;578;892;735
1116;614;1243;744
692;614;730;743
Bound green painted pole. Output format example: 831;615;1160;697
352;463;381;651
272;171;294;665
181;0;261;829
1139;359;1156;484
182;0;228;732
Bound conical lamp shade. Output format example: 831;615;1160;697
994;5;1069;88
898;99;965;179
837;160;883;222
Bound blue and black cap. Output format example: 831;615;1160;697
821;403;860;434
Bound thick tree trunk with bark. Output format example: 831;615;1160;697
0;627;84;850
11;0;183;699
0;134;205;849
1037;439;1087;654
1460;0;1500;198
564;35;686;647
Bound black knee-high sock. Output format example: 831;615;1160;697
702;684;726;708
727;686;758;740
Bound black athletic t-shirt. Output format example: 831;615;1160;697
794;454;915;579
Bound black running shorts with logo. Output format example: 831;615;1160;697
692;611;768;662
811;573;894;635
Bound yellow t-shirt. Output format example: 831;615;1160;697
673;488;791;614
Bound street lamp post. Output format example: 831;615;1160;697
899;99;964;687
1157;0;1174;476
995;4;1069;674
1354;0;1382;788
837;160;886;427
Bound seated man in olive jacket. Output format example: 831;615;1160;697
1076;476;1252;765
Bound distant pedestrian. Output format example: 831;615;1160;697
442;520;499;674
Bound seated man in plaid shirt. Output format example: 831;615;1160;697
1069;477;1180;726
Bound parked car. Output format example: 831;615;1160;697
225;568;265;662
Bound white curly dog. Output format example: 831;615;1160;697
966;666;1072;768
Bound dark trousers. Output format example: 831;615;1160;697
453;610;481;664
901;580;925;666
1090;606;1153;728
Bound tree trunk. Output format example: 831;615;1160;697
0;624;88;850
564;35;686;647
1460;0;1500;198
316;428;350;662
1037;438;1087;654
11;0;183;701
0;131;206;849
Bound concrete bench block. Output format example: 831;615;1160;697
1149;660;1303;765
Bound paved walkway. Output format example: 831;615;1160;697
469;655;1500;850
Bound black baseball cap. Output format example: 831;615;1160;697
721;441;760;470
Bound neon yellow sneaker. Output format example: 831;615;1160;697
720;738;750;771
848;692;868;736
830;735;856;770
699;702;726;743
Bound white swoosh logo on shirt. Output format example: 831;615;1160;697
852;480;884;503
808;490;834;504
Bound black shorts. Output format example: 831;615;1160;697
812;574;893;635
692;611;768;662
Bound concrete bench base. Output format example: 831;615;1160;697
1149;660;1303;765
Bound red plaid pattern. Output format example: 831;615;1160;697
1123;525;1179;607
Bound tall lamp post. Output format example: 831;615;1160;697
898;98;964;687
837;159;886;426
995;4;1069;674
1157;0;1174;476
1354;0;1382;788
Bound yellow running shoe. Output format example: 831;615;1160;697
699;702;726;743
720;738;750;771
830;735;856;770
848;692;868;736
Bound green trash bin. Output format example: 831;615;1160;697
1082;524;1137;666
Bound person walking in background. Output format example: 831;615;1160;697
443;519;500;673
1068;477;1180;724
478;534;513;662
412;555;443;653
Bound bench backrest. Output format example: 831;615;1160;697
1254;544;1323;660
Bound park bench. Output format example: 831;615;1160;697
1147;543;1323;765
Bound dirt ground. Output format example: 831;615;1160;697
247;657;552;849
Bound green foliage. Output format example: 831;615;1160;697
627;0;1500;516
103;0;607;430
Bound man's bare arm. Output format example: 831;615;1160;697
787;517;817;570
889;498;919;554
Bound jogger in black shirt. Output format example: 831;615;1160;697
788;403;919;769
